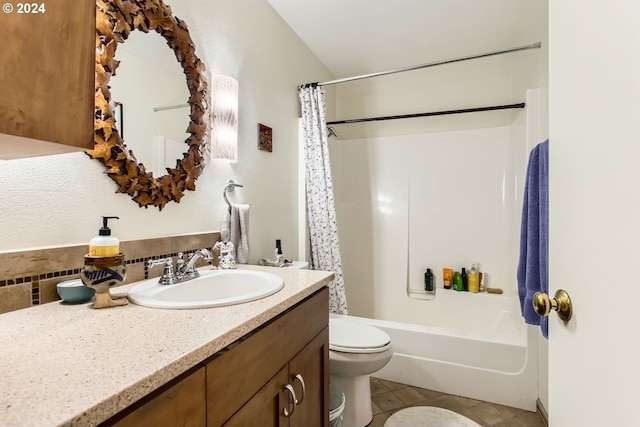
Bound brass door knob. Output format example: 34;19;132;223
533;289;573;321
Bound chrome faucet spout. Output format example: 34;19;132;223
178;248;213;279
149;249;213;285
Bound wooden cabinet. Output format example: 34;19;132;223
105;365;206;427
207;288;329;427
223;365;290;427
222;327;329;427
99;287;329;427
0;0;94;155
288;327;330;427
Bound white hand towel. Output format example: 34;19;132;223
222;204;250;263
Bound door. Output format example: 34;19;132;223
549;2;640;426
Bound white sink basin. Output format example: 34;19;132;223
128;269;284;309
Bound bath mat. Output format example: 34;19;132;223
384;406;481;427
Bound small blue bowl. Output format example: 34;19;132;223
56;279;96;304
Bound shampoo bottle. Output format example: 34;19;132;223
89;216;120;257
424;268;435;294
443;268;453;289
453;272;463;292
468;263;480;293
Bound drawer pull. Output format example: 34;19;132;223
283;384;298;417
292;374;306;405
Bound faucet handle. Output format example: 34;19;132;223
147;257;178;285
147;257;172;269
176;252;185;270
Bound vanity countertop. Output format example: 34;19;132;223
0;265;333;427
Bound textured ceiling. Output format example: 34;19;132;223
265;0;543;79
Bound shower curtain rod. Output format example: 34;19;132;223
308;42;541;87
326;102;525;126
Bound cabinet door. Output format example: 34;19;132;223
0;0;94;150
289;327;329;427
207;288;329;426
223;366;290;427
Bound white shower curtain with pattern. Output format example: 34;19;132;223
298;84;348;314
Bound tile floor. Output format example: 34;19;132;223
367;378;546;427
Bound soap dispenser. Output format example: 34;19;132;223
89;216;120;257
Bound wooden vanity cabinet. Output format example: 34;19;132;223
206;288;329;427
106;365;207;427
100;287;329;427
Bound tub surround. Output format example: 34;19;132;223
0;265;333;427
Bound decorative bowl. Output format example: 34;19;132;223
56;279;96;304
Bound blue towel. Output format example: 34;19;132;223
517;139;549;338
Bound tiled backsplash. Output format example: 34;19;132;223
0;231;220;314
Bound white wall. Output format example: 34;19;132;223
0;0;333;265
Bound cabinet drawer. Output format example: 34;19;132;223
206;287;329;426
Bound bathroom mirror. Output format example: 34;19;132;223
110;31;191;177
90;0;209;210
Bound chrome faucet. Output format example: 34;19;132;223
147;248;213;285
178;248;213;279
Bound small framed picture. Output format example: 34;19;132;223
258;123;272;152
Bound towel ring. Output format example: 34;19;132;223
223;180;243;211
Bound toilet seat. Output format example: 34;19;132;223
329;317;391;354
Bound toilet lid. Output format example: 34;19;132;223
329;317;391;353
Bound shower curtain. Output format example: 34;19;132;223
298;84;348;314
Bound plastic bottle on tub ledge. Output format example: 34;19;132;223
468;263;480;293
424;268;435;296
452;271;463;292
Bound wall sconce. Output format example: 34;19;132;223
211;75;239;162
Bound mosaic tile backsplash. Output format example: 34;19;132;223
0;232;220;314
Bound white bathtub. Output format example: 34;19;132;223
338;290;538;411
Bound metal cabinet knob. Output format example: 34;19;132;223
533;289;573;321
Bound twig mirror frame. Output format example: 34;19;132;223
90;0;209;210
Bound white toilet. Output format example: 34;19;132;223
329;314;393;427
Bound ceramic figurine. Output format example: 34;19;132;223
213;240;236;270
81;254;128;308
